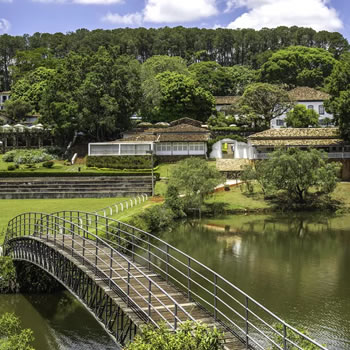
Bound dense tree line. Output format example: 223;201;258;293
0;26;348;90
1;26;350;143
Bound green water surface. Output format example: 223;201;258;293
160;212;350;350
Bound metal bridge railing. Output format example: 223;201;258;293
4;212;196;331
49;210;328;350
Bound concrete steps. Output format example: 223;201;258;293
0;176;153;199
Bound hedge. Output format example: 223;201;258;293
86;155;157;169
0;171;160;179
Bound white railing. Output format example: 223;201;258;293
328;152;350;159
252;152;350;160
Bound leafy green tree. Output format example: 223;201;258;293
165;185;185;218
124;321;223;350
0;257;16;293
11;48;57;83
238;83;292;128
40;48;141;142
0;313;35;350
241;161;271;196
260;46;336;88
226;65;257;95
141;55;189;119
145;71;215;122
4;99;33;122
9;66;56;113
325;53;350;140
168;158;223;212
285;104;319;128
0;34;26;90
260;148;340;202
207;112;236;128
189;62;257;96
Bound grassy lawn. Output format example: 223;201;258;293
206;182;350;212
109;200;161;223
206;185;274;211
0;197;128;242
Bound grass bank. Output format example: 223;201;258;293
205;182;350;214
0;197;127;242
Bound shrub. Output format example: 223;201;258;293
7;165;16;171
42;160;54;168
125;321;224;350
3;149;54;165
2;150;16;162
86;156;157;170
138;205;175;233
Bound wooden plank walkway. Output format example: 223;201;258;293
43;234;246;350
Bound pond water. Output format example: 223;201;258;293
1;212;349;349
0;291;117;350
160;212;350;350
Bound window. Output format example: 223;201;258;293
173;142;188;151
157;143;172;152
2;96;7;102
120;144;136;155
189;143;205;151
319;105;325;115
90;144;119;155
135;144;151;155
276;119;284;126
307;105;314;110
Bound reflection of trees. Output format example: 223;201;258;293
161;214;350;316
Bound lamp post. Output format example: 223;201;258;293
146;149;154;197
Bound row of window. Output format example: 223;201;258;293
307;104;325;115
156;142;205;152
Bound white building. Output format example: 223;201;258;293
0;91;10;111
89;118;210;158
209;138;253;159
271;87;333;128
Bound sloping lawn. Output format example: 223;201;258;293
206;185;274;211
0;197;126;242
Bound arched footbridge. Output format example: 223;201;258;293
3;211;327;350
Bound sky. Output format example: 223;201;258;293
0;0;349;39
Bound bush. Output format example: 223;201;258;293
86;156;157;170
2;149;54;165
136;205;175;233
2;150;16;162
125;321;223;350
7;165;16;171
42;160;54;168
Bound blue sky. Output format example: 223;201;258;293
0;0;349;39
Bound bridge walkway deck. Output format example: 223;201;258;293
42;234;246;350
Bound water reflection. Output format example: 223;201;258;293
0;291;118;350
162;213;350;350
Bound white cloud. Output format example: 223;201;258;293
227;0;343;32
33;0;124;4
74;0;124;4
102;12;143;26
0;18;10;33
144;0;219;23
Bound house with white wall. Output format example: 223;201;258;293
271;87;333;128
0;91;10;111
89;118;210;159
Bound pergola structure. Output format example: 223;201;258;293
0;123;53;153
